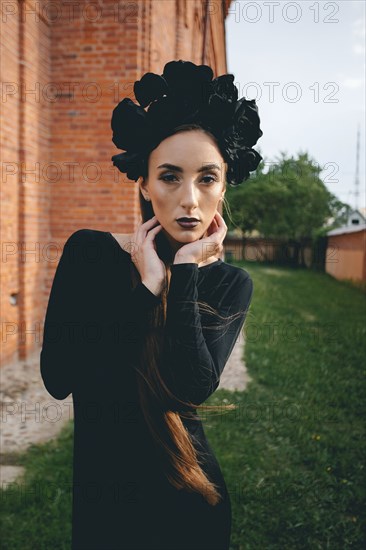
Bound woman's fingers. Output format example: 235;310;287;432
144;223;163;252
146;224;162;238
139;215;158;232
134;216;159;250
214;211;227;237
215;210;227;228
140;217;161;240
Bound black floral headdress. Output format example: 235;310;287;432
111;60;263;187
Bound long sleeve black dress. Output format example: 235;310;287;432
40;228;253;550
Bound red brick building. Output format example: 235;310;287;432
1;0;233;365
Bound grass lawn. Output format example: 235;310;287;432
206;261;366;549
1;261;365;549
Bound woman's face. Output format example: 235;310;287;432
140;130;226;252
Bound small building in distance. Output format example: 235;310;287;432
326;222;366;282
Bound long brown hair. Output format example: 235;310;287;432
131;124;244;506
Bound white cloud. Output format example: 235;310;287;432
352;16;366;55
342;77;365;89
353;44;365;55
352;17;365;39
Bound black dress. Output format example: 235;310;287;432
40;228;253;550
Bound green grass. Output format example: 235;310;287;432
0;422;73;549
1;261;365;549
205;261;366;549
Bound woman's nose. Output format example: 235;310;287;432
179;184;199;207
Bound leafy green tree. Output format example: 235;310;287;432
224;150;353;267
225;150;344;240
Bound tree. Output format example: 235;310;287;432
225;150;345;266
226;150;338;239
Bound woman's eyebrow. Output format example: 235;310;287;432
157;163;221;173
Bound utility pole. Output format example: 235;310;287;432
354;124;360;211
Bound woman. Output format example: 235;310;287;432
40;60;263;550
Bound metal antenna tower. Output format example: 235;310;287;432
354;124;360;211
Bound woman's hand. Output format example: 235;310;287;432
130;215;166;296
173;211;227;266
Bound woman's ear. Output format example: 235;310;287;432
139;177;150;202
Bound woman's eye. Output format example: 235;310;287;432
160;174;177;182
160;174;217;184
202;175;217;184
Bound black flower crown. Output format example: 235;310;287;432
111;60;263;186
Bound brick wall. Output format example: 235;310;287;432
1;1;51;365
1;0;232;365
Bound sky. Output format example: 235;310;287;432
226;0;365;212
